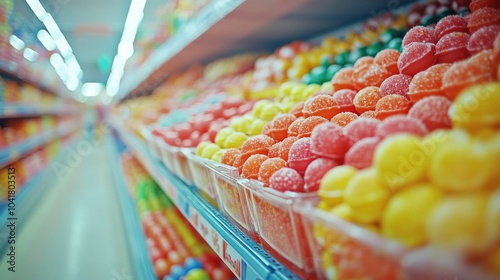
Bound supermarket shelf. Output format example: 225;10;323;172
111;118;300;280
0;103;80;118
0;123;79;169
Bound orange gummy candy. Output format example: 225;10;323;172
303;95;340;119
289;102;304;118
221;148;241;166
332;67;355;90
354;56;375;69
287;117;304;137
298;116;329;138
352;63;392;91
360;110;378;119
331;112;359;127
258;157;287;186
278;136;299;161
353;86;382;114
242;154;269;179
409;63;451;102
268;142;281;158
240;135;274;162
374;49;401;75
269;114;297;142
376;94;411;120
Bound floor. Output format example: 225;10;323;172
0;134;135;280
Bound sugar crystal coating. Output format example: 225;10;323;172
345;137;382;170
269;167;305;192
494;33;500;63
344;117;381;146
242;154;269;179
289;102;305;118
352;63;392;91
311;122;351;159
288;137;318;175
331;67;355;90
374;49;401;75
303;95;340;119
402;26;437;47
353;56;374;68
268;142;281;158
409;63;451;102
304;158;341;192
287;117;304;137
353;86;382;114
436;32;471;63
258;157;287;186
376;94;411;120
467;25;500;55
408;96;452;131
469;0;500;11
375;115;429;138
298;116;329;138
279;136;299;161
331;112;359;127
221;148;241;166
240;135;274;161
360;110;378;119
380;74;413;98
398;42;437;76
435;15;469;39
333;89;357;113
467;7;500;33
268;114;297;142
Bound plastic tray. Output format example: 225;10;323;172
183;149;219;207
142;128;161;160
158;142;194;186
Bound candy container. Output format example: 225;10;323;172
304;158;340;192
379;74;412;98
360;110;378;119
435;15;469;39
268;114;297;142
409;63;451;102
344;117;381;146
240;135;274;162
319;165;357;205
352;63;392;91
376;115;429;138
398;42;436;76
353;86;382;114
268;142;281;158
345;137;382;170
467;25;500;55
402;26;437;47
310;123;351;159
241;154;270;179
298;116;329;138
278;136;299;161
258;157;287;186
331;112;359;127
303;94;340;119
374;49;401;75
436;32;471;63
408;96;452;131
288;137;318;175
467;7;500;33
331;67;355;90
375;94;411;120
287;117;304;137
333;89;357;113
269;167;305;192
289;102;305;118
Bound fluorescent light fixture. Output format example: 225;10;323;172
23;48;38;61
66;76;80;91
37;29;56;51
26;0;47;21
82;82;103;97
50;53;65;68
9;35;25;50
117;41;134;60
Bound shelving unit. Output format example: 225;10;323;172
0;103;80;118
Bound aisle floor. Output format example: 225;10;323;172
0;135;135;280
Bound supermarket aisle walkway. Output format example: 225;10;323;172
0;135;134;280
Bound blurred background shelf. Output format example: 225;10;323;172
0;103;81;118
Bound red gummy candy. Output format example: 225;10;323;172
467;25;500;55
374;49;401;75
408;96;452;131
409;63;451;102
332;67;355;90
470;0;500;11
344;117;381;146
352;63;392;91
287;117;304;137
288;137;318;175
375;94;411;120
398;42;437;76
495;33;500;63
379;74;413;98
435;15;469;39
354;56;375;69
345;137;382;170
298;116;329;138
268;142;281;158
289;102;305;118
375;115;429;138
303;95;340;119
436;32;471;63
333;89;357;113
242;154;269;179
403;26;438;47
269;167;305;193
304;158;340;192
268;114;297;142
353;86;382;114
221;148;241;166
331;112;359;127
310;123;351;159
467;7;500;33
240;135;274;162
279;137;299;161
360;110;378;119
258;157;287;186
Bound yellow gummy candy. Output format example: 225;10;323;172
319;165;357;205
215;127;235;148
259;103;282;121
247;119;267;136
200;143;221;159
329;203;354;222
252;99;272;117
301;84;322;101
211;149;226;163
196;141;211;156
223;132;248;149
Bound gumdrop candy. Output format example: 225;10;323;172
467;7;500;33
304;158;340;192
233;154;244;174
380;74;412;98
289;102;305;118
298;116;329;138
221;148;241;166
409;63;451;102
333;89;357;113
288;137;318;175
360;110;378;119
374;49;401;75
268;142;281;158
353;56;374;69
376;94;411;120
375;115;429;138
311;123;351;159
331;112;359;127
344;117;381;146
287;117;304;137
398;42;437;76
319;165;357;205
224;132;249;149
408;96;452;131
435;15;469;39
331;67;355;90
258;157;287;186
268;114;297;142
494;33;500;63
240;135;274;162
261;121;273;137
215;127;235;147
345;137;382;170
353;86;382;114
242;154;269;179
303;95;340;119
402;26;437;47
469;49;497;74
467;25;500;55
469;0;500;11
352;63;392;90
279;137;299;161
269;167;305;192
436;32;471;63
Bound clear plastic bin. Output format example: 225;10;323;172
142;128;161;160
173;148;194;186
183;150;219;207
158;140;175;172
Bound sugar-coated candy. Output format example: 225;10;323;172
268;114;297;142
360;110;378;119
436;32;471;63
215;127;235;147
240;135;274;162
344;168;390;223
224;132;248;149
288;137;318;175
331;112;358;127
344;117;381;146
298;116;329;138
287;117;304;137
353;86;382;114
261;121;272;136
331;67;355;90
379;74;412;98
352;63;392;91
353;56;374;69
289;102;305;118
332;89;357;113
376;115;429;138
278;136;298;161
409;63;451;102
495;33;500;63
319;165;357;205
258;157;287;186
382;183;442;247
375;95;411;120
310;123;351;159
201;143;221;159
402;26;437;47
468;48;497;74
268;142;281;158
408;96;452;131
467;7;500;33
398;42;437;76
435;15;469;39
247;119;267;136
196;141;211;156
241;154;269;179
469;0;500;11
304;158;340;192
374;49;401;75
345;137;382;170
269;167;305;192
467;25;500;55
221;148;241;166
233;154;244;174
303;95;340;119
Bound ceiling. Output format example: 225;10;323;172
13;0;166;84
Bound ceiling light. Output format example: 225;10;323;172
25;0;47;21
23;48;39;61
66;76;80;91
82;82;104;97
9;35;25;50
117;41;134;60
37;29;56;51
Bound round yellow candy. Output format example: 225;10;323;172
230;117;243;132
223;132;248;149
301;84;322;100
381;183;442;247
329;203;354;222
288;84;308;102
259;103;282;121
214;127;235;148
211;149;226;163
486;189;500;247
239;114;256;133
200;143;221;159
321;82;333;91
319;165;357;205
247;119;267;136
277;81;299;101
317;200;336;211
420;129;469;157
196;141;211;156
252;99;272;117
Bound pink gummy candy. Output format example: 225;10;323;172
269;167;305;193
343;117;381;146
345;137;382;170
398;42;437;76
333;89;357;113
288;137;318;175
408;96;452;131
304;158;340;192
467;25;500;55
310;123;351;159
436;32;471;63
375;115;429;138
379;74;412;98
402;26;437;47
435;15;469;39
